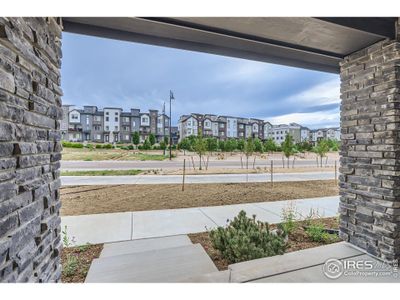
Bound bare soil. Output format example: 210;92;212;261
188;217;340;271
61;244;103;283
60;180;338;216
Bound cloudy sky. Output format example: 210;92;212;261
61;32;340;129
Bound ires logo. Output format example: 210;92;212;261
323;258;397;280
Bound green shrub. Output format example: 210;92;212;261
62;141;84;148
209;210;287;264
305;222;339;244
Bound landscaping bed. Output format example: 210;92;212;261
189;217;339;271
61;244;103;283
60;180;338;216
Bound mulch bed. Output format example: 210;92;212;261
188;217;339;271
61;244;103;283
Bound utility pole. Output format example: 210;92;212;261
169;90;174;160
162;101;166;156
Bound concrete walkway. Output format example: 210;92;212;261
61;196;339;246
61;159;336;171
61;171;335;186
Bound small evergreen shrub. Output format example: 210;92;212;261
209;210;287;264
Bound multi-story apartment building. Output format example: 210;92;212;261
61;105;173;144
179;113;264;141
178;113;341;145
265;123;302;145
310;127;340;144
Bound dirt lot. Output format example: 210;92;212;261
60;180;338;216
62;148;168;161
189;217;339;271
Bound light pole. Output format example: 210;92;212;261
169;90;174;160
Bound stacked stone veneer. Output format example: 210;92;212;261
339;36;400;263
0;18;63;282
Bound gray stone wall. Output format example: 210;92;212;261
339;37;400;263
0;17;63;282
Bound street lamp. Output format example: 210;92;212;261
169;90;174;160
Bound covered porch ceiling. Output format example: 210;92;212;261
62;17;398;73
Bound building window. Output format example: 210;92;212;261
94;116;101;122
86;116;89;125
105;126;109;131
106;117;109;121
115;126;119;131
132;121;136;127
105;112;109;115
115;117;118;122
71;114;78;120
115;112;118;116
94;125;101;131
105;135;109;142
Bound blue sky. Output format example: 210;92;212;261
61;32;340;128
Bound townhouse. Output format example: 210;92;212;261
178;113;264;141
178;113;340;145
61;105;172;144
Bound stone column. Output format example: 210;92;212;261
339;23;400;263
0;18;63;282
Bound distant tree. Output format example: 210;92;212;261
296;141;313;153
178;138;191;155
281;134;295;168
225;139;237;154
243;138;255;170
263;138;277;153
149;133;156;146
218;140;226;152
206;137;218;154
142;138;151;150
193;134;207;170
237;139;245;151
254;138;263;153
159;140;167;152
131;131;140;148
313;139;330;167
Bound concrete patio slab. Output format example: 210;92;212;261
85;244;218;283
61;212;132;246
199;203;282;227
229;242;362;282
100;235;192;258
252;254;400;283
132;208;217;239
